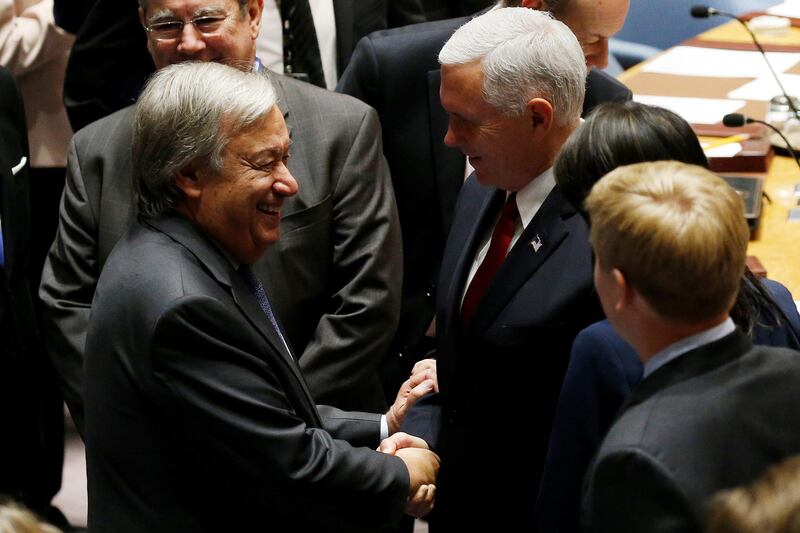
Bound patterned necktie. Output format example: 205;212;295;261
461;192;519;329
238;264;290;354
277;0;326;88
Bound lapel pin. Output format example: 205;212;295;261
530;234;543;253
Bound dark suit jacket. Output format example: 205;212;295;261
582;329;800;532
538;278;800;533
41;72;400;435
84;214;408;533
63;0;425;131
0;67;63;512
337;16;632;401
404;178;603;530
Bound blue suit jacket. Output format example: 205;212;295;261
404;177;603;530
537;278;800;532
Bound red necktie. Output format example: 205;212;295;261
461;193;518;329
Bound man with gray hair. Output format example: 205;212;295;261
338;0;630;405
84;61;439;532
390;8;604;530
41;0;402;434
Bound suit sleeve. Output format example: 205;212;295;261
0;0;74;76
582;449;697;533
297;104;402;410
335;35;378;104
150;295;409;532
38;135;96;434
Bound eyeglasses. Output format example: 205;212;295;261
145;13;229;41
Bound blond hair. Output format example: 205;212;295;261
585;161;748;322
707;455;800;532
0;501;61;533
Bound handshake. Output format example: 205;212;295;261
381;359;441;518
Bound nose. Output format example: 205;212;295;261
177;23;206;54
585;39;609;70
272;164;299;198
444;121;459;148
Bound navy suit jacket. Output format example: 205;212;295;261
404;177;603;530
337;15;632;401
538;278;800;533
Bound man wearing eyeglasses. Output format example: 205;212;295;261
40;0;402;434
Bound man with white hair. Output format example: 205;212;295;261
337;0;630;405
391;8;604;530
85;61;439;532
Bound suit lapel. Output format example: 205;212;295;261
468;187;571;337
332;0;353;77
443;186;504;331
146;216;313;398
428;68;465;236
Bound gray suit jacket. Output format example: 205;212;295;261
40;73;402;433
85;214;408;532
582;330;800;532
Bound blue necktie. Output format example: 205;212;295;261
238;265;289;354
0;218;4;267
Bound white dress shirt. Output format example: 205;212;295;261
258;0;338;90
460;167;556;307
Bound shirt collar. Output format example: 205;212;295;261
643;317;736;378
512;166;556;229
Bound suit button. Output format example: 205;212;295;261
425;284;435;301
447;409;458;425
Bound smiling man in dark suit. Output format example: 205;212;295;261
337;0;631;403
390;8;603;530
41;0;402;434
84;62;438;532
582;161;800;532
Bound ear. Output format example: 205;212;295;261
248;0;264;40
611;268;633;313
521;0;547;9
174;163;204;200
527;98;554;131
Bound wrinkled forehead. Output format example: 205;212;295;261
142;0;238;17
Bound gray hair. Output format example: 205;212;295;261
439;7;586;125
132;61;277;217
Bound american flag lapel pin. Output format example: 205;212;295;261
530;234;543;253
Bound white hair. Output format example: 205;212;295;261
132;61;277;217
439;7;586;124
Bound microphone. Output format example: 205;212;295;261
691;5;800;122
723;113;800;171
690;5;718;18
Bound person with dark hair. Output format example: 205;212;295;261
536;101;800;532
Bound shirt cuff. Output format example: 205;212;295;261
380;415;388;441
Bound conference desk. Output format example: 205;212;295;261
617;18;800;296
